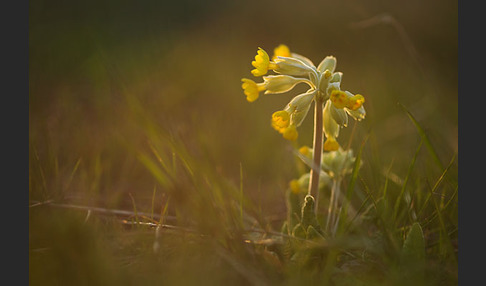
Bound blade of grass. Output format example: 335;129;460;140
137;152;173;189
382;158;395;199
442;184;458;211
336;133;369;235
398;102;443;170
342;175;372;233
128;193;140;225
65;157;82;190
239;162;244;224
151;184;157;221
32;145;49;198
148;141;170;174
392;140;422;221
426;178;457;267
417;154;456;219
159;194;170;225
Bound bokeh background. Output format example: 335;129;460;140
29;0;457;284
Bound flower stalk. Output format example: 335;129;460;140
308;97;324;214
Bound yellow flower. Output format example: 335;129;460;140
330;90;365;111
272;44;291;60
282;124;298;141
329;90;349;109
271;110;290;132
272;111;298;140
348;94;365;111
299;145;311;157
251;48;278;77
289;179;302;194
323;136;340;151
241;78;266;102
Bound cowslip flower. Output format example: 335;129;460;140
241;44;366;147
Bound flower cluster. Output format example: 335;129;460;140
241;44;366;150
298;145;358;179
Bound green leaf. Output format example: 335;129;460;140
398;102;443;169
402;222;425;263
400;222;425;283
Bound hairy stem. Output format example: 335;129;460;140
308;98;324;214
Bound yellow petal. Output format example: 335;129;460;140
329;90;349;109
348;94;365;111
282;125;298;141
272;44;291;60
324;137;340;151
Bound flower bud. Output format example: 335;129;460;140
321;148;358;177
330;72;342;83
317;56;337;73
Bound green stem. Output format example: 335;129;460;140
308;98;324;214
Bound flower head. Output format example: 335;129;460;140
241;78;266;102
271;110;290;132
251;48;279;77
271;110;298;141
321;148;359;178
330;90;365;111
242;44;367;146
282;124;298;141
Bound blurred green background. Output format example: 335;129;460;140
29;0;457;284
